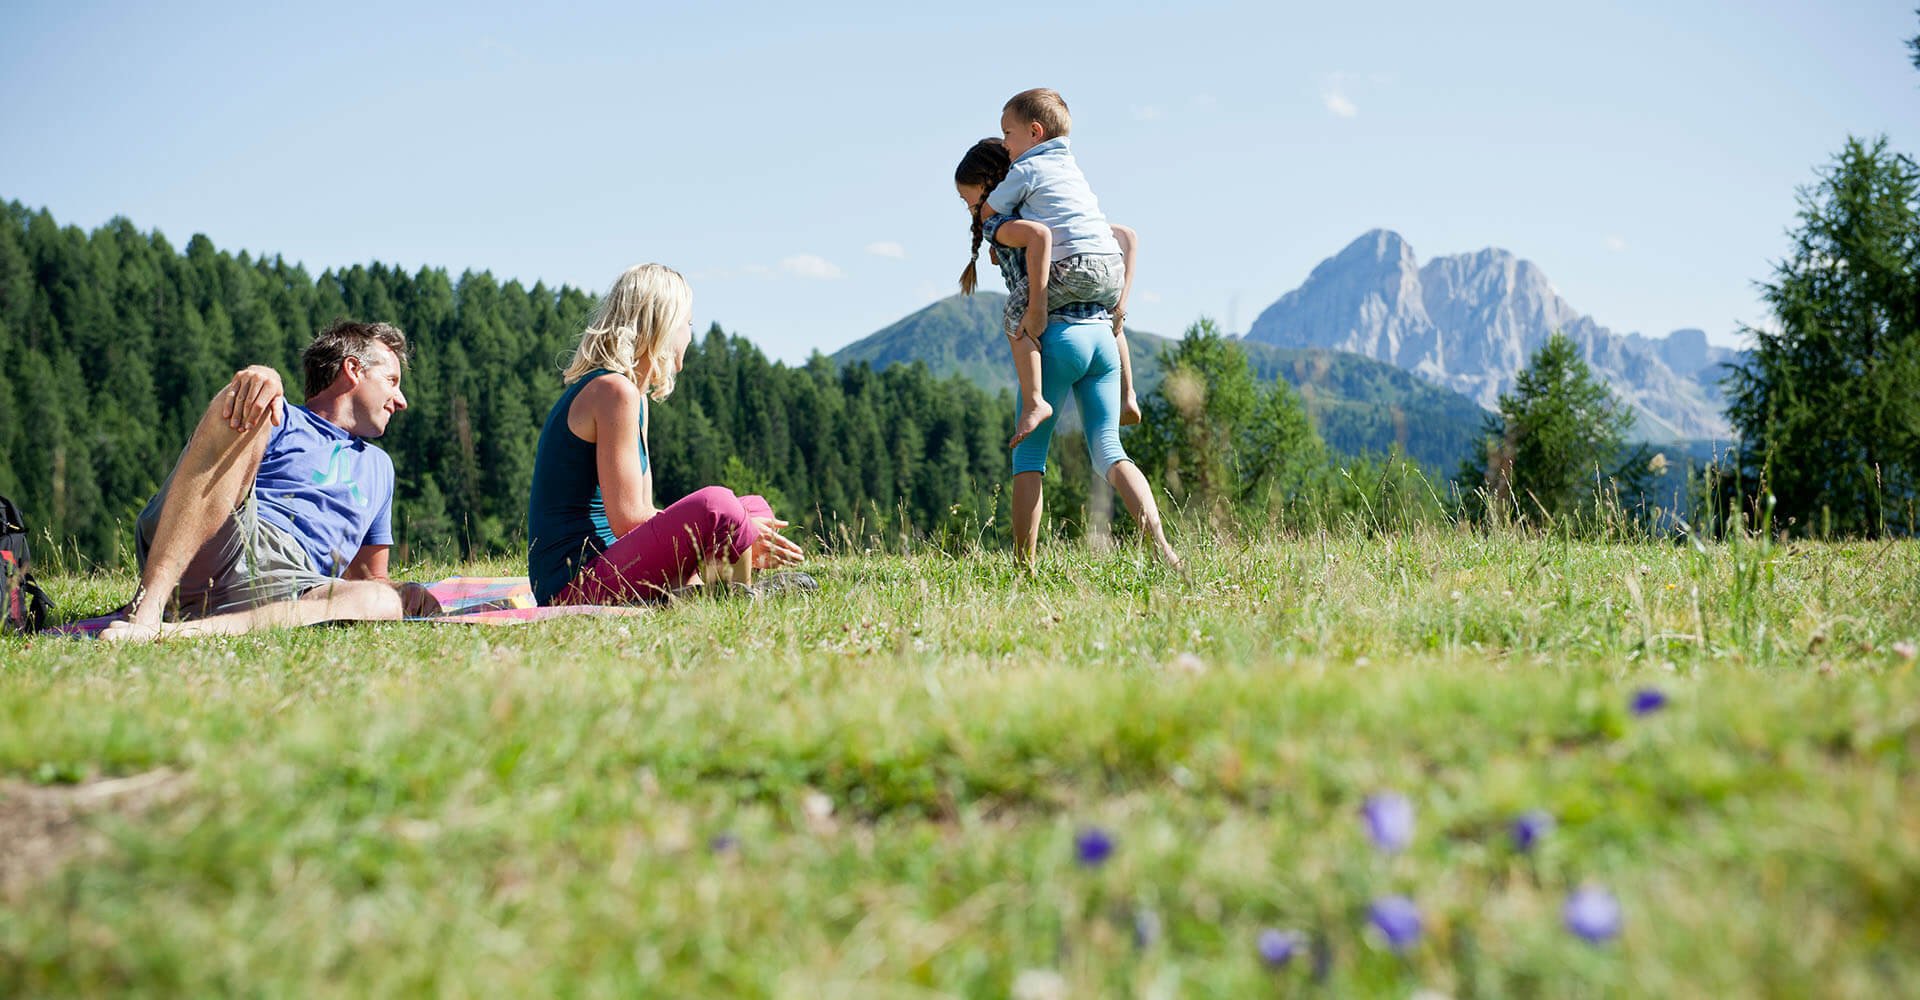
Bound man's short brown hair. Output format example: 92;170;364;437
1004;88;1071;138
302;320;411;397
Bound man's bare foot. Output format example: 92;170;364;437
1009;397;1053;447
1120;394;1143;427
99;620;166;643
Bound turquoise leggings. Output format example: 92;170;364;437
1011;317;1131;476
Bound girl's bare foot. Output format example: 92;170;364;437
1009;397;1053;447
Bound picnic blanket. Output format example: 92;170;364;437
412;576;651;625
46;576;647;638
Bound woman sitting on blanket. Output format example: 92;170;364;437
526;263;809;605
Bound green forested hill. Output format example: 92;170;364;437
0;202;1017;564
829;293;1014;390
832;293;1488;472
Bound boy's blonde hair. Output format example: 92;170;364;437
563;263;690;400
1004;88;1071;138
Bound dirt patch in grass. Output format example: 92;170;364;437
0;769;188;898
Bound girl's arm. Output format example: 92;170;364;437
578;376;655;537
996;219;1053;340
1110;223;1138;336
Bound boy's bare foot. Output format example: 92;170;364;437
1120;394;1143;427
1009;397;1053;447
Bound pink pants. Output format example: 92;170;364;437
555;486;770;604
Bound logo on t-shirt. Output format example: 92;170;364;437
311;443;368;507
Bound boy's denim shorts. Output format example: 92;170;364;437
1003;252;1125;338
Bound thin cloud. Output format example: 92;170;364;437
1323;90;1358;118
779;254;844;280
1605;236;1629;252
1138;290;1163;304
1131;104;1165;122
865;241;907;259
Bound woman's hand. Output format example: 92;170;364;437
223;365;285;430
750;516;805;570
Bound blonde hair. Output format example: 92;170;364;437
1004;88;1071;138
562;263;691;400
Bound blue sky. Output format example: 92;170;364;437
2;1;1914;363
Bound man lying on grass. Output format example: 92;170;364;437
102;321;436;642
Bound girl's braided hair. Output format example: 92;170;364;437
955;138;1012;295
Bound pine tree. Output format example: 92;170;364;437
1461;332;1651;525
1241;379;1329;518
1723;136;1920;537
1909;7;1918;72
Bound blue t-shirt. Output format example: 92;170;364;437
253;404;395;576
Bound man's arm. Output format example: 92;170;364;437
343;544;442;617
344;544;391;582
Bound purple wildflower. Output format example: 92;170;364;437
1367;896;1423;951
708;832;739;854
1257;928;1304;967
1075;827;1115;867
1630;688;1668;716
1564;886;1622;942
1361;793;1415;852
1511;810;1554;852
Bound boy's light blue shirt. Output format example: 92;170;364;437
985;137;1122;262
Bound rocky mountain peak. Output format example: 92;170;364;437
1246;232;1737;442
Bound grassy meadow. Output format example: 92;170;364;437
2;525;1918;997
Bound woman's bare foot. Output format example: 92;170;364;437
1009;397;1054;447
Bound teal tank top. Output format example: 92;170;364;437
526;370;648;604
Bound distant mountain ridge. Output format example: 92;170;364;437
832;293;1488;472
1244;230;1742;443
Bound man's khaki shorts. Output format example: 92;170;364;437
135;473;333;618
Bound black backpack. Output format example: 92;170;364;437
1;494;51;634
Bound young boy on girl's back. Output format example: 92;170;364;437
987;87;1141;444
